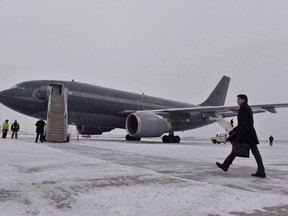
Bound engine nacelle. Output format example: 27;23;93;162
125;112;171;137
76;126;114;135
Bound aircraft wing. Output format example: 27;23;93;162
136;103;288;118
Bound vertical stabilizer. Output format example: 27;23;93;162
200;76;230;106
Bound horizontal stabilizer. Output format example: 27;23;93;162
262;107;277;113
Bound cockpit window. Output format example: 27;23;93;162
11;82;25;89
11;83;22;89
11;82;32;90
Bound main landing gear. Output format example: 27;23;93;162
162;133;181;143
125;134;180;143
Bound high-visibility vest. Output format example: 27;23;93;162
2;122;9;130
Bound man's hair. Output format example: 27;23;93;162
237;94;248;103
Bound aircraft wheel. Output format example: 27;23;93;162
162;135;170;143
174;136;180;143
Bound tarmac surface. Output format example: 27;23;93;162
1;135;288;215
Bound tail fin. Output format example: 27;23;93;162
200;76;230;106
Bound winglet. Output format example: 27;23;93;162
262;107;277;113
200;76;231;106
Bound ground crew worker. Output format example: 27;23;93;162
11;120;20;139
269;135;274;146
2;119;9;138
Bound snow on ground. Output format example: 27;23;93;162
0;135;288;216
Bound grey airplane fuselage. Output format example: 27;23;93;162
0;80;205;132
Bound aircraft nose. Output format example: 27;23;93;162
0;89;11;105
0;90;5;102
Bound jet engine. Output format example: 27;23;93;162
76;126;114;135
125;112;171;137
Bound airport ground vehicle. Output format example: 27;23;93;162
211;134;227;144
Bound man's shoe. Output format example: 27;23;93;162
251;172;266;178
216;162;228;172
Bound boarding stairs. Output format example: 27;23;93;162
45;83;68;142
216;118;233;132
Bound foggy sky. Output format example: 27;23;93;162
0;1;287;140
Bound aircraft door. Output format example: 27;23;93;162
34;82;48;100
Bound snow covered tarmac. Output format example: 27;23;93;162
1;135;288;216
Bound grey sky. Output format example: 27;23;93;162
0;1;287;140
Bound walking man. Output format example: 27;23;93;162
216;94;266;178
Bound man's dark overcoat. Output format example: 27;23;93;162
234;102;259;145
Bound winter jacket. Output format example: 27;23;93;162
2;121;9;131
234;102;259;145
11;122;20;132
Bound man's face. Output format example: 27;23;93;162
237;97;245;106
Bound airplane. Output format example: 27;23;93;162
0;75;287;143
